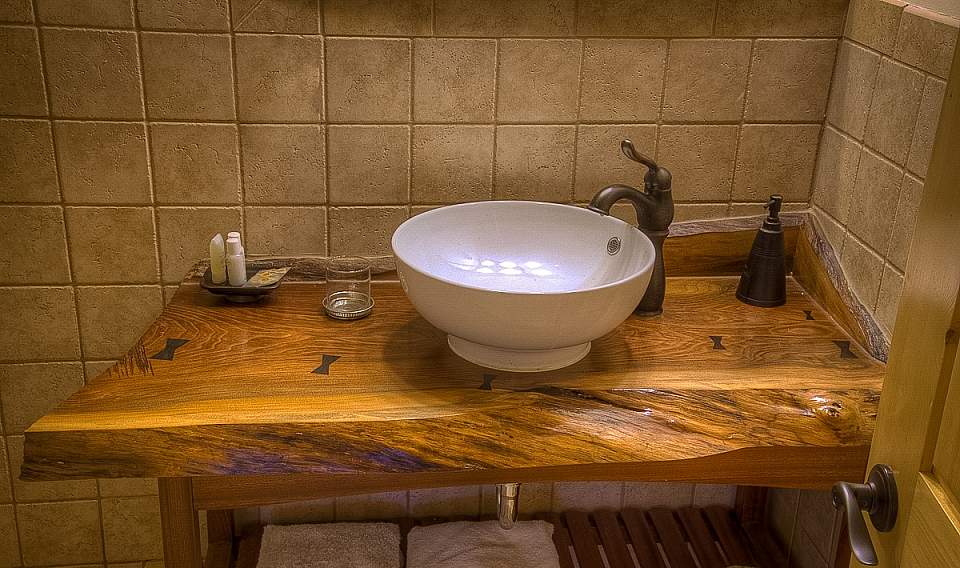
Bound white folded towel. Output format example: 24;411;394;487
256;523;402;568
406;520;561;568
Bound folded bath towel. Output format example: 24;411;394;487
406;520;561;568
256;523;402;568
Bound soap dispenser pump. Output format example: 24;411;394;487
736;195;787;307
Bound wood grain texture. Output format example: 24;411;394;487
158;478;203;568
21;274;882;488
793;215;889;361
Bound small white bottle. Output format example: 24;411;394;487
226;236;246;286
209;233;226;284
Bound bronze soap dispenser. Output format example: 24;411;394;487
736;195;787;307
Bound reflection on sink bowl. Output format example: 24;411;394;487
391;201;656;372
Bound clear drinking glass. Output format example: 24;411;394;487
323;256;373;320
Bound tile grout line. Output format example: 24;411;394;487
132;2;164;293
727;38;757;216
228;0;249;253
570;35;585;202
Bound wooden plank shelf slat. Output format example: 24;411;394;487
234;507;780;568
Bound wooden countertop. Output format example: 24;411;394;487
21;270;883;489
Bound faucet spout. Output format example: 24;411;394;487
588;140;674;316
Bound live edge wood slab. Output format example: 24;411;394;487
21;215;883;496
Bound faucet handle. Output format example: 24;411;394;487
620;139;658;170
621;139;672;193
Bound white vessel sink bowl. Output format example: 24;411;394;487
391;201;656;372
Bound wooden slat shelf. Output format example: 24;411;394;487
231;507;783;568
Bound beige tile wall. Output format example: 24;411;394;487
812;0;957;339
770;2;958;567
0;0;861;564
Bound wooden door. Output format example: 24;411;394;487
856;37;960;567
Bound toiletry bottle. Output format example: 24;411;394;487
226;236;246;286
209;233;226;284
735;195;786;307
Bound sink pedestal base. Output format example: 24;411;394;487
447;336;591;372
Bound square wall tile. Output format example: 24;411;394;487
674;203;729;221
894;6;959;79
413;39;495;123
157;207;241;283
0;287;79;360
65;207;159;283
0;0;32;22
141;32;234;121
580;40;666;122
0;206;69;284
99;477;159;497
17;501;102;566
328;207;407;256
745;40;837;122
240;125;324;204
8;436;98;502
435;0;575;36
766;488;799;552
327;125;409;205
622;483;694;508
662;39;751;122
733;124;821;202
236;35;323;122
36;0;133;27
137;0;230;30
335;491;408;521
77;286;164;359
42;28;142;119
409;486;480;518
232;0;319;33
412;125;493;203
497;39;581;123
813;207;847;254
0;26;46;116
863;59;925;166
481;483;553;515
847;149;903;254
102;496;163;562
797;489;838;561
812;127;862;224
326;38;410;123
826;42;881;140
845;0;906;55
907;77;947;179
577;0;715;36
324;0;431;36
0;119;59;203
152;123;241;204
657;125;738;202
553;482;622;512
495;126;574;202
0;505;17;566
244;207;326;255
574;124;656;201
55;121;151;204
715;0;847;37
0;362;83;434
888;174;924;271
840;233;884;308
875;264;904;335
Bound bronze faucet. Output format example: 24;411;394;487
588;139;673;316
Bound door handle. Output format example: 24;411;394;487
831;464;898;566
